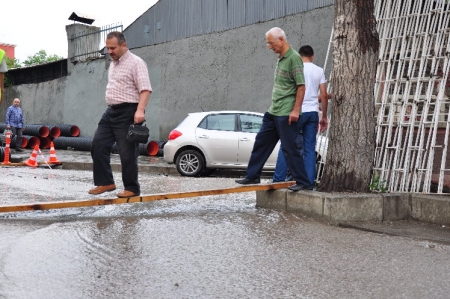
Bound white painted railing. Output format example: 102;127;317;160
316;0;450;193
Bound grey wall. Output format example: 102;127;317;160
0;60;108;135
1;5;334;140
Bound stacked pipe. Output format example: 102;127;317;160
1;123;33;149
2;122;166;156
23;135;40;149
56;124;80;137
111;140;166;156
56;139;157;155
145;140;166;156
1;123;82;148
24;124;80;138
53;137;92;152
24;125;50;149
11;136;28;149
45;125;61;138
1;123;80;136
23;125;50;138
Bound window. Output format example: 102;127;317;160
239;114;262;133
198;114;236;131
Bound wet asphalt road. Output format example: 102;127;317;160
0;166;449;298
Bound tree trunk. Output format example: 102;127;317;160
318;0;379;193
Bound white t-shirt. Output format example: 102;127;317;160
302;62;326;113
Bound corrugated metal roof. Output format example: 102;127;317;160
125;0;334;49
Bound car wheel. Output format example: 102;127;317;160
176;149;205;176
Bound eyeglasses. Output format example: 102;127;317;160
266;38;279;46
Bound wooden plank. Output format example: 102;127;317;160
0;181;294;213
0;162;62;167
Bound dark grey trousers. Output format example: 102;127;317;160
91;104;140;193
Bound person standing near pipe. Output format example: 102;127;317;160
5;98;24;152
89;31;152;198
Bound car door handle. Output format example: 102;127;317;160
198;135;209;139
239;138;251;142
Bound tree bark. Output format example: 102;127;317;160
318;0;379;193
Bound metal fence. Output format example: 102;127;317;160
372;0;450;193
317;0;450;194
69;24;123;62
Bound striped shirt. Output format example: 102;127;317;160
5;106;24;128
268;46;305;116
105;50;152;105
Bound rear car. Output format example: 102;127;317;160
164;111;280;176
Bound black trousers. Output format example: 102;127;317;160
91;104;140;193
10;127;23;149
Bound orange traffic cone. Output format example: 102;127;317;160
2;130;11;165
24;145;39;167
47;142;60;164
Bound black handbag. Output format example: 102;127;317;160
127;122;149;143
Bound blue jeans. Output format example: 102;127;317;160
272;134;303;182
91;104;140;193
272;111;319;185
245;112;310;187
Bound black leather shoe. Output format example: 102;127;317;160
288;184;311;191
235;178;261;185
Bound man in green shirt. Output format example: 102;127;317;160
236;27;311;191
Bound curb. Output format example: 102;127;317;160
256;189;450;226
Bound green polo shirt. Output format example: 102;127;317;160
268;46;305;116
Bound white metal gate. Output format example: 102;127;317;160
316;0;450;194
373;0;450;193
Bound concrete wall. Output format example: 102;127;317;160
1;6;334;139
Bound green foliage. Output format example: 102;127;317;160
6;57;21;69
4;57;21;87
370;172;388;193
22;50;63;66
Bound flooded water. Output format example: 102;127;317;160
0;168;450;298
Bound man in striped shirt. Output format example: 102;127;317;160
235;27;310;191
89;31;152;198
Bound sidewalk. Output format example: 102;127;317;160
256;187;450;227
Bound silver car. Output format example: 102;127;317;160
164;111;280;176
